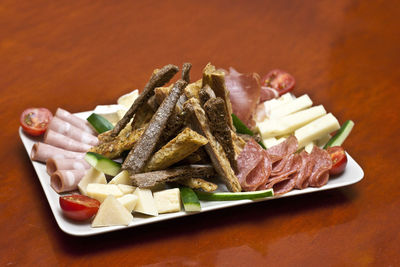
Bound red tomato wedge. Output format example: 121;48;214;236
59;195;100;221
327;146;348;176
261;69;295;96
20;108;53;136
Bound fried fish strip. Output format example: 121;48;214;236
145;127;208;172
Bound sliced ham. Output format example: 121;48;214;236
267;135;298;163
308;146;332;187
48;117;98;146
55;108;97;135
44;130;92;152
31;142;85;163
224;67;261;127
50;169;87;193
46;158;90;175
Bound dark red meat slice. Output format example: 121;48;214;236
308;146;332;187
267;136;298;163
294;151;314;189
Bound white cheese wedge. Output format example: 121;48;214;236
93;104;123;126
117;194;138;213
109;170;131;185
304;142;315;153
295;113;340;148
78;167;107;196
117;89;139;109
86;183;123;203
133;188;158;216
92;195;133;227
117;184;136;194
153;188;181;214
259;105;326;139
269;94;313;118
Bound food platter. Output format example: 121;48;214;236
19;111;364;236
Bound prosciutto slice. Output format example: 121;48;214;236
308;146;332;187
237;139;271;191
50;169;87;193
48;117;98;146
260;86;279;102
55;108;97;135
44;130;92;152
224;67;261;127
46;158;90;175
31;142;85;163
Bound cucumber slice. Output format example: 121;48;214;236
180;187;201;212
84;152;121;176
324;120;354;149
232;113;267;149
87;113;114;134
195;189;274;201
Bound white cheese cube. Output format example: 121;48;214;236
269;94;313;118
117;184;136;194
78;167;107;196
133;188;158;216
93;105;122;125
109;170;131;185
86;183;123;203
117;194;138;213
92;195;133;227
117;89;139;109
295;113;340;148
153;188;181;214
259;105;326;138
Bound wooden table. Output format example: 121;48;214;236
1;1;399;266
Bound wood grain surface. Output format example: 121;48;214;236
1;0;400;266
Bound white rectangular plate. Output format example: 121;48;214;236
19;111;364;236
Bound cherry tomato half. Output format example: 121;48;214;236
327;146;348;176
261;69;296;96
20;108;53;136
59;195;100;221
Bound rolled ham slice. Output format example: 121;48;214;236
31;142;85;163
46;158;90;175
50;169;87;193
44;130;92;152
48;117;98;146
55;108;97;135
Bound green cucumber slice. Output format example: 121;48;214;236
324;120;354;149
87;113;114;134
195;189;274;201
232;113;267;149
180;187;201;212
84;152;121;176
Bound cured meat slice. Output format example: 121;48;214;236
55;108;97;135
48;117;98;146
308;146;332;187
44;130;91;152
267;135;298;163
46;158;90;176
294;151;314;189
224;67;261;127
260;86;279;102
50;169;87;193
31;142;85;163
269;154;302;195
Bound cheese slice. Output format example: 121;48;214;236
109;170;131;185
133;188;158;216
92;195;133;227
117;89;139;109
295;113;340;148
153;188;181;214
78;167;107;196
264;93;294;117
117;194;138;213
117;184;136;194
304;142;315;153
269;94;313;118
93;104;123;126
86;183;123;203
259;105;326;138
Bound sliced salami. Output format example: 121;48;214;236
31;142;85;163
48;117;98;146
46;158;90;175
267;136;298;163
294;151;314;189
237;139;264;188
308;146;332;187
55;108;97;135
50;169;87;193
44;130;92;152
